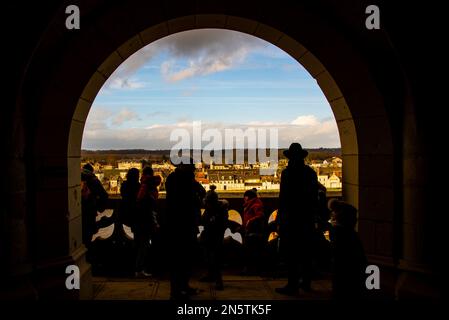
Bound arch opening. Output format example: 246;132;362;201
28;12;395;299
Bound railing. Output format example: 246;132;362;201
89;194;342;276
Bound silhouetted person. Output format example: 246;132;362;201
120;168;140;231
242;188;265;235
199;185;228;290
312;182;332;272
134;166;161;277
240;188;265;274
81;163;108;249
328;199;367;299
317;182;330;231
165;158;206;300
276;143;318;295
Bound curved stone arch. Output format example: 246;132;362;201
70;14;360;197
66;14;393;256
26;8;396;298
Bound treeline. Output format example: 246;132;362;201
81;148;341;163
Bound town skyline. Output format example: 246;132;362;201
82;148;343;196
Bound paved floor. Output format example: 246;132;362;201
92;274;332;300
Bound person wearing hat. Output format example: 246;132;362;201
165;157;206;300
275;143;319;295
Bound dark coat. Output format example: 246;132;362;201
120;180;140;230
165;167;206;243
332;225;368;299
81;170;108;244
135;177;160;238
278;160;319;240
243;197;264;234
201;201;229;248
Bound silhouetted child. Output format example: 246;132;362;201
200;185;229;290
328;199;367;299
312;182;332;272
241;188;265;274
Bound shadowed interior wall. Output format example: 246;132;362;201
2;0;438;299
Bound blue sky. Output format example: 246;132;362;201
82;29;340;150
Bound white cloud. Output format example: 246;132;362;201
101;29;269;90
82;115;340;150
159;30;264;82
160;46;251;82
84;107;112;132
111;109;140;126
100;45;159;90
291;115;320;126
84;107;141;132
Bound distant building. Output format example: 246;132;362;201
318;173;342;189
152;162;175;170
328;173;341;188
117;161;142;170
210;164;229;170
85;157;339;194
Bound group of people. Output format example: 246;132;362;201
120;166;162;277
80;142;368;300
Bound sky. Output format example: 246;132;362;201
82;29;340;150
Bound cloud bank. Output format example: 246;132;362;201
82;111;339;150
101;29;269;90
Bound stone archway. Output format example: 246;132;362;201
17;2;406;299
68;15;393;297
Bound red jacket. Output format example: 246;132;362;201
243;197;264;232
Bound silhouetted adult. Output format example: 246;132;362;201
134;166;161;277
165;158;206;300
328;199;367;299
120;168;140;231
276;143;318;295
81;163;108;248
200;185;228;290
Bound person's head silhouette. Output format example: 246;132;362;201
243;188;258;202
126;167;140;183
283;143;308;162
